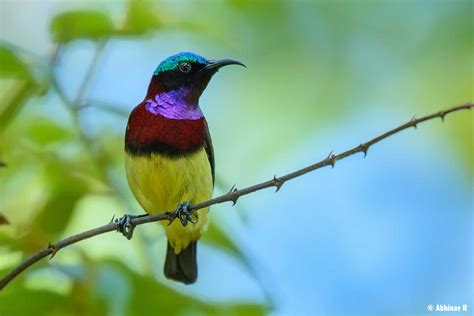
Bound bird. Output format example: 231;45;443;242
123;52;245;284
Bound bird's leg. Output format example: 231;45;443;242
171;202;197;227
115;214;147;240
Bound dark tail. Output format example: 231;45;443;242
164;240;197;284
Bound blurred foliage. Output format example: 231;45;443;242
0;1;268;314
0;46;38;129
0;46;33;80
51;10;114;43
0;212;8;225
0;0;472;315
120;1;163;36
0;259;264;316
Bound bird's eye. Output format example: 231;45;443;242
178;62;192;73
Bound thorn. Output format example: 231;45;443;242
231;192;239;206
166;211;176;226
331;155;336;167
359;144;369;157
273;175;284;192
439;111;446;122
48;243;58;260
227;185;239;205
411;116;418;129
326;151;336;168
109;215;115;223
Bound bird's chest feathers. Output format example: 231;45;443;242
125;148;213;213
125;148;213;252
125;101;206;155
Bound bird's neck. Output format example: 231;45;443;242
145;78;203;120
125;79;207;156
125;103;207;156
145;87;203;120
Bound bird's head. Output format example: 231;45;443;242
148;52;245;103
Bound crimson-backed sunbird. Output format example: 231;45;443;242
123;52;244;284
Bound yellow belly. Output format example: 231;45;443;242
125;147;213;254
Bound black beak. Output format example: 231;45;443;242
202;59;246;71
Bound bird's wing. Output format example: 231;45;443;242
203;119;215;185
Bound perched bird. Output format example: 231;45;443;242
124;52;244;284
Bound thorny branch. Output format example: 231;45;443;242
0;102;472;291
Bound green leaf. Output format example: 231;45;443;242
0;80;36;129
0;287;68;315
0;46;38;129
25;117;72;145
0;45;32;80
0;46;36;128
50;10;114;43
24;155;92;241
0;270;106;315
34;191;83;239
120;0;161;36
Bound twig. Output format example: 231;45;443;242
77;99;130;117
0;102;471;291
50;42;106;147
73;40;106;106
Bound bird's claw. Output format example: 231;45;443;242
115;214;136;240
172;202;196;227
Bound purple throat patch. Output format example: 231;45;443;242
145;87;203;120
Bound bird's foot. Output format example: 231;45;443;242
115;214;147;240
171;202;196;227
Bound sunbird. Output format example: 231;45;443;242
123;52;244;284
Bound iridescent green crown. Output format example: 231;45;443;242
154;52;208;75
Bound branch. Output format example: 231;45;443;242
73;40;106;106
1;103;472;291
